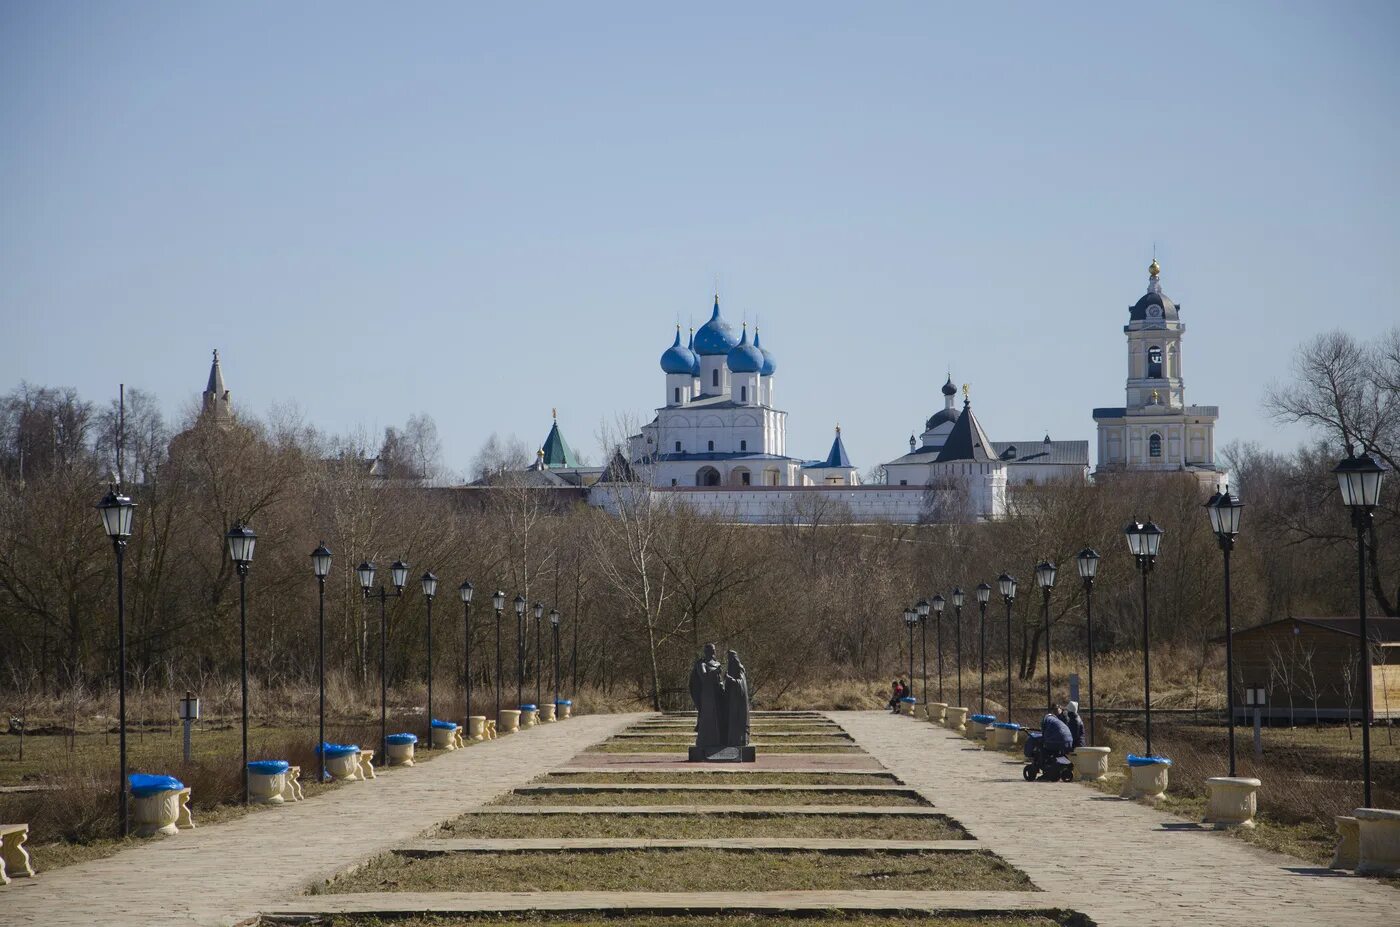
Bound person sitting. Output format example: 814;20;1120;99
1065;700;1086;749
888;679;905;713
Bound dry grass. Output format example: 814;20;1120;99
540;772;900;785
586;743;864;754
316;848;1035;894
434;811;969;841
487;790;928;807
317;915;1075;927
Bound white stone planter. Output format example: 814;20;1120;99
1071;746;1112;782
1330;815;1360;869
431;724;460;750
926;702;947;723
324;751;361;782
944;707;968;731
899;699;917;717
1355;807;1400;876
993;725;1021;750
468;715;487;741
520;707;539;727
247;769;287;805
558;700;574;719
1121;762;1170;802
966;719;987;739
385;738;416;766
1203;776;1262;828
132;788;183;837
540;702;557;722
498;709;521;734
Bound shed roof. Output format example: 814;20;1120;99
1231;616;1400;644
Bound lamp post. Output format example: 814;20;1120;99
1333;450;1385;808
358;559;407;766
1076;548;1100;745
310;543;332;783
97;486;136;837
902;607;916;697
933;594;952;705
550;608;561;713
1125;518;1164;757
1035;560;1057;711
974;584;990;714
226;523;257;804
916;599;930;709
513;595;526;709
1205;489;1243;776
998;574;1016;724
458;581;474;725
491;591;505;718
533;601;545;709
421;571;438;744
933;592;945;702
950;591;964;708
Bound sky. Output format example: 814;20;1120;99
3;2;1398;476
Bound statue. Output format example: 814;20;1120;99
687;644;756;762
724;650;750;747
688;643;726;748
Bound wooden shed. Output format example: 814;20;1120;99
1230;617;1400;721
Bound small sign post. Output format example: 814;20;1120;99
1245;685;1266;759
1068;673;1081;705
177;691;201;763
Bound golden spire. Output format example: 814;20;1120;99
551;407;557;420
962;383;970;400
1149;258;1161;278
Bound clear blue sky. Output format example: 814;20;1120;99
3;2;1397;474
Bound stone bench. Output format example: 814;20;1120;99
0;823;35;884
281;765;304;802
1355;807;1400;875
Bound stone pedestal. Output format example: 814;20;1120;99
540;702;557;722
431;725;460;750
944;707;968;731
1204;776;1262;828
1121;762;1170;802
467;715;487;742
688;745;757;762
1071;746;1112;782
498;709;521;734
132;789;182;837
1355;807;1400;875
926;702;947;723
1331;815;1360;870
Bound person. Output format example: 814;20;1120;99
888;679;905;713
1040;704;1074;756
1065;700;1086;749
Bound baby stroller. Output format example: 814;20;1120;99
1022;730;1074;782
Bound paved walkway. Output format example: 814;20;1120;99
0;713;638;927
837;710;1399;927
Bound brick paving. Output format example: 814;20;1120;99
0;713;639;926
837;710;1399;927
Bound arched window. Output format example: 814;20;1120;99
707;440;715;451
674;441;682;452
740;440;747;451
696;466;721;487
740;385;747;403
712;369;719;388
674;387;681;404
1148;345;1163;379
1149;433;1163;458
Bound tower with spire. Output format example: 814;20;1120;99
201;349;232;422
1093;259;1222;486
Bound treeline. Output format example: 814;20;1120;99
0;328;1394;710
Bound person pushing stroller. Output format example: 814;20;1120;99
1022;703;1076;781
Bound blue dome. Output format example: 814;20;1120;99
754;328;776;376
686;329;701;375
694;297;739;356
727;327;764;373
660;328;697;375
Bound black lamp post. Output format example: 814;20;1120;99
458;581;474;725
1124;518;1164;757
513;594;526;709
998;573;1016;724
492;590;505;718
1076;548;1100;745
1205;488;1243;776
974;584;990;714
421;571;438;744
1333;450;1385;808
902;607;916;696
933;594;952;705
310;543;332;783
533;601;544;709
1035;560;1057;711
226;523;257;804
97;486;136;837
933;592;945;703
950;591;964;708
550;608;561;714
916;599;930;709
358;559;407;765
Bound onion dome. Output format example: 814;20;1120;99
1130;258;1179;322
694;296;740;356
686;328;701;375
941;375;957;397
754;327;776;376
660;326;698;374
726;324;764;373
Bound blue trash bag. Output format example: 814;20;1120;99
520;703;538;711
431;719;458;730
970;714;996;725
247;760;290;775
1126;753;1172;767
128;773;185;797
385;733;418;746
317;742;360;758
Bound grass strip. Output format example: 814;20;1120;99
540;772;899;785
320;915;1073;927
488;790;927;807
434;811;968;840
586;743;864;754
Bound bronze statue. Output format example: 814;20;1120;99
687;644;755;762
724;650;749;747
689;643;726;748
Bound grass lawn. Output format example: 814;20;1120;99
586;743;865;754
487;790;928;807
318;848;1034;894
318;915;1074;927
540;772;901;785
434;811;969;841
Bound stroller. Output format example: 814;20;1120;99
1022;730;1074;782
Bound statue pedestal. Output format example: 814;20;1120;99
688;745;757;763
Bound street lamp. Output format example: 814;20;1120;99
513;595;527;709
491;590;505;718
902;606;916;697
915;599;930;709
359;559;406;766
933;594;952;705
1205;488;1244;776
1333;450;1386;808
97;485;136;837
458;580;474;727
310;543;332;783
550;608;561;715
225;522;257;804
974;584;990;714
533;601;545;709
998;573;1016;724
1076;548;1101;745
951;587;967;711
1125;517;1165;757
421;571;438;745
1035;560;1057;712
